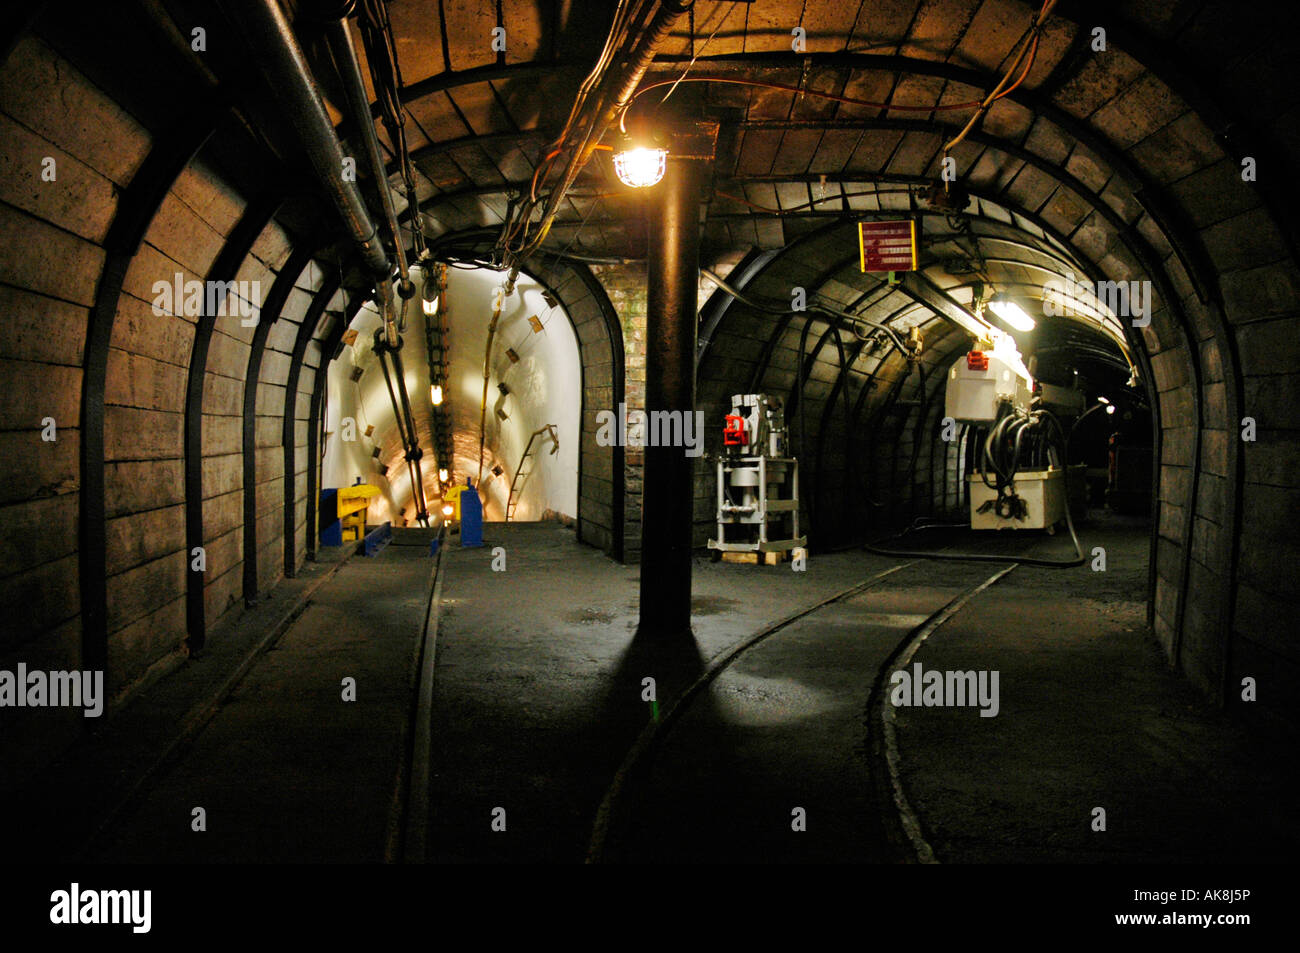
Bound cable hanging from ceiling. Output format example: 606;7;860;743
488;0;694;285
941;0;1059;176
430;0;1062;285
491;0;642;266
356;0;424;254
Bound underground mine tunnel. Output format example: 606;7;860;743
0;0;1297;877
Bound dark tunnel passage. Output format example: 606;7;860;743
1;0;1298;895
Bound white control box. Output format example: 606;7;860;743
945;350;1032;422
969;468;1065;530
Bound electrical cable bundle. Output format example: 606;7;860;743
978;405;1053;520
865;403;1086;568
493;0;653;272
355;0;426;263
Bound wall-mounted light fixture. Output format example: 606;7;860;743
985;293;1036;333
421;268;438;316
430;383;444;406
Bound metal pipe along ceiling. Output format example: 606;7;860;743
324;15;409;288
221;0;398;343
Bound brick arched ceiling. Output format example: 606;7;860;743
694;193;1137;455
275;1;1293;275
32;0;1298;704
308;0;1292;701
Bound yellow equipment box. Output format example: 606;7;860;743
337;484;380;542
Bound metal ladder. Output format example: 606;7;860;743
507;424;559;521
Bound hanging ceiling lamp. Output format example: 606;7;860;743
613;137;668;188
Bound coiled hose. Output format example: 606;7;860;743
864;405;1086;568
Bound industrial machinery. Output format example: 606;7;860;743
320;482;380;546
944;337;1033;425
865;329;1092;569
943;335;1078;532
707;393;806;561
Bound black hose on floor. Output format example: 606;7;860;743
863;408;1087;568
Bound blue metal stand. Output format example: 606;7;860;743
459;480;484;547
360;521;393;557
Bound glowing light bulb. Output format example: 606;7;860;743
441;502;454;518
421;270;438;315
430;383;443;406
613;146;668;188
987;298;1036;332
438;468;449;483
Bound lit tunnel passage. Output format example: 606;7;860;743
0;0;1298;884
318;266;582;526
441;267;581;522
693;199;1143;554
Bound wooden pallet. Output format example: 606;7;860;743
720;549;788;566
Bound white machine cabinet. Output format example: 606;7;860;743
945;347;1032;423
968;464;1087;530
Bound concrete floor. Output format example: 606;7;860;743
429;517;1299;863
426;521;903;862
12;517;1296;863
617;560;1006;863
83;537;432;862
899;525;1299;863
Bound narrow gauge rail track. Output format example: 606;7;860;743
587;560;1018;863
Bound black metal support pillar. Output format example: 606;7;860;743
81;112;217;673
184;193;280;651
243;243;315;604
638;155;706;637
284;271;341;578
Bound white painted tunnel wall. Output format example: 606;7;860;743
322;303;403;527
444;267;580;522
319;269;580;530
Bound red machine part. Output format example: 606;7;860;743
966;350;989;371
723;414;748;446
